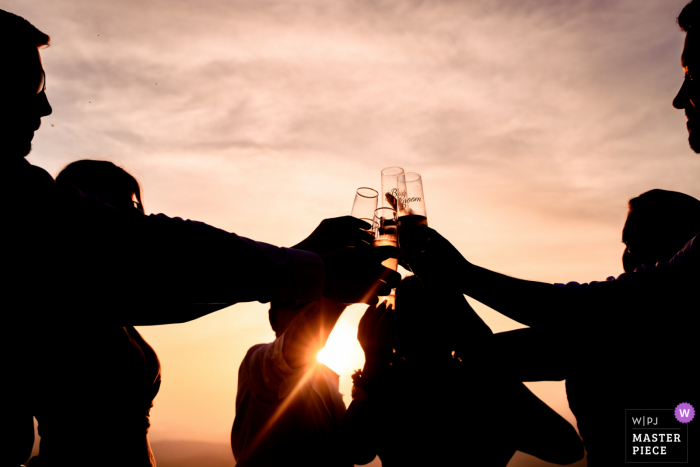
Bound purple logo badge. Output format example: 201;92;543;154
674;403;695;423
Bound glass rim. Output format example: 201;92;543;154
356;187;378;198
373;206;398;219
398;172;422;182
380;166;405;176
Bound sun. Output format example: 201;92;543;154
316;305;366;376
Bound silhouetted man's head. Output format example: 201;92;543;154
622;189;700;273
674;1;700;153
269;299;314;338
0;10;52;159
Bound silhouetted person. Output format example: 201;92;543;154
675;0;700;154
342;276;584;467
232;298;352;467
1;10;399;465
490;189;700;466
21;160;162;466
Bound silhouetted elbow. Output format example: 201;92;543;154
548;427;584;465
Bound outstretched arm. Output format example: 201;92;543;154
404;227;698;328
11;162;400;326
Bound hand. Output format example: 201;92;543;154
400;226;470;282
293;216;373;255
321;246;401;304
358;301;394;363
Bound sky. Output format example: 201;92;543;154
5;0;700;464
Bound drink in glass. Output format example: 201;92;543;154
397;172;428;249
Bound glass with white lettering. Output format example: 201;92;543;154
397;172;428;249
380;167;404;210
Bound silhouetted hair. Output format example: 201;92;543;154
0;9;50;48
56;160;144;212
622;189;700;272
268;299;312;335
679;1;700;32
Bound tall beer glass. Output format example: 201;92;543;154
397;172;428;249
372;207;398;270
372;207;398;306
380;167;404;210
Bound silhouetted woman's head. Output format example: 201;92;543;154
56;160;144;213
622;189;700;273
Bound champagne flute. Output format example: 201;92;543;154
397;172;428;249
380;167;404;210
351;187;379;220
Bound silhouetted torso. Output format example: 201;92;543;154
233;342;350;467
371;355;516;467
29;326;160;466
559;270;698;466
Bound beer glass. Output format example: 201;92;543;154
380;167;404;210
372;207;398;307
397;172;428;249
372;207;398;271
351;187;379;220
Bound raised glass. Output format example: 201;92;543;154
380;166;404;210
372;207;398;271
351;187;379;220
397;172;428;249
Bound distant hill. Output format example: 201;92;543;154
148;440;585;467
150;440;235;467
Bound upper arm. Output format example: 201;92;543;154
491;329;567;381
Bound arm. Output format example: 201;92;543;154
341;303;393;465
5;408;34;466
491;329;567;381
405;227;698;328
10;162;399;325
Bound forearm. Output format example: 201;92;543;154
341;361;388;465
5;411;34;466
461;264;557;328
491;329;567;381
342;396;380;465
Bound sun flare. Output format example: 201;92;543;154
316;306;366;376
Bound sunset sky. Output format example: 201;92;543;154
7;0;700;465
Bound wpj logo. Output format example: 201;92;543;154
625;405;692;464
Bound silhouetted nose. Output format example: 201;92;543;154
673;79;689;109
37;91;52;117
